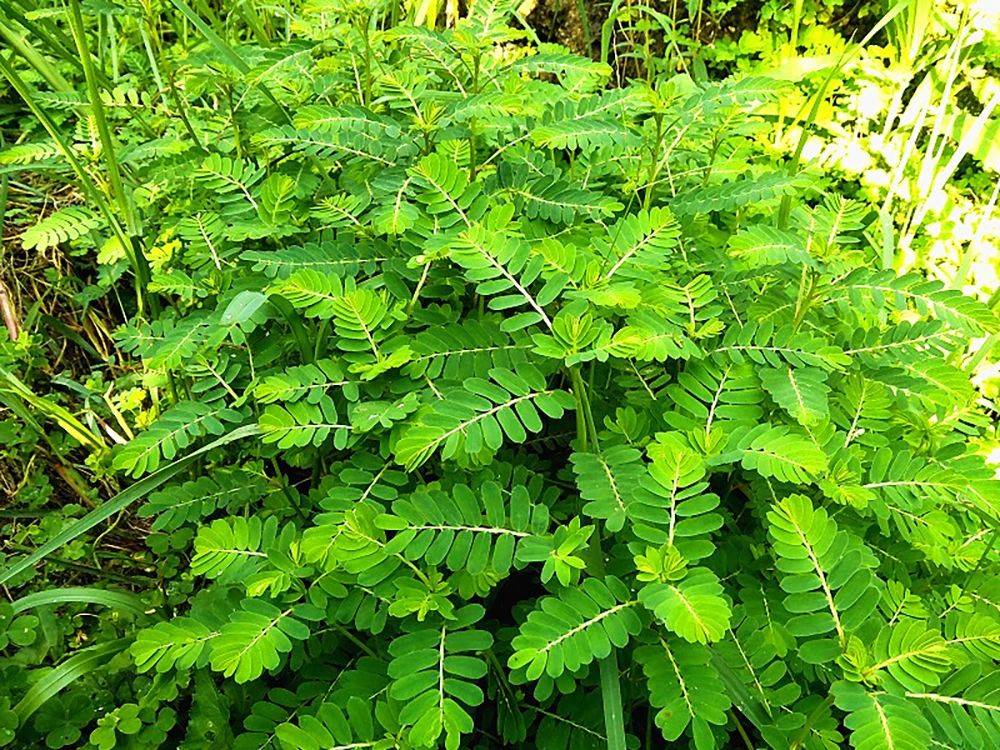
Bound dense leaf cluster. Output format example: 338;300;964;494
2;1;998;749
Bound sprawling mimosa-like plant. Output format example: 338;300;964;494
1;1;998;748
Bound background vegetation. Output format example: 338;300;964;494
1;1;998;749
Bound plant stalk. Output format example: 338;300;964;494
568;365;626;750
67;0;155;314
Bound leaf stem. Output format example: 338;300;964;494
599;652;628;750
790;695;833;749
730;709;754;750
569;366;601;451
68;0;155;315
568;364;624;748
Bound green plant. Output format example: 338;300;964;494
725;1;1000;293
1;1;998;749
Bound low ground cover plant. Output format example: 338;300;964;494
1;1;998;748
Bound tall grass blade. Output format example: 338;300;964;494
777;0;915;228
0;55;135;279
0;424;259;586
11;587;145;616
165;0;294;124
599;652;627;750
0;367;106;451
67;0;154;313
13;639;129;720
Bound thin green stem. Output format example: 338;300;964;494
164;61;204;150
138;20;165;96
360;10;373;106
67;0;155;314
568;364;624;749
574;0;593;54
790;695;833;749
0;128;6;243
0;20;71;91
0;57;134;285
0;0;81;77
777;0;916;228
791;266;816;331
599;653;628;750
108;13;119;81
570;367;601;451
731;709;754;750
270;297;315;363
570;369;588;452
239;0;271;44
4;544;147;585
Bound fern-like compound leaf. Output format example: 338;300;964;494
274;698;393;750
112;401;245;477
139;470;266;532
768;495;880;659
728;224;813;267
131;617;216;674
388;605;492;750
570;445;643;533
253;358;358;404
209;599;318;684
832;269;1000;335
722;424;829;483
375;481;549;575
508;576;641;680
759;365;831;426
191;516;280;580
631;433;722;558
244;240;383;279
394;364;573;469
639;566;732;644
636;639;731;746
21;206;102;250
861;621;954;691
258;397;352;449
832;681;931;750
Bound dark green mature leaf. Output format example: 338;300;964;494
4;7;998;750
